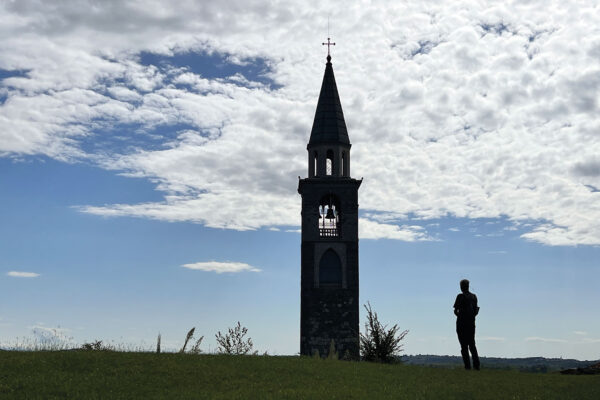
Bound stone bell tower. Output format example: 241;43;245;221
298;46;361;359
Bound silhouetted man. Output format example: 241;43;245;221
453;279;480;370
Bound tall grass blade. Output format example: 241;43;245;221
180;328;195;353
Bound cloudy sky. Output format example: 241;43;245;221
1;0;599;359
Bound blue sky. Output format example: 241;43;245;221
1;1;600;359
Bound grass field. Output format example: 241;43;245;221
1;351;598;399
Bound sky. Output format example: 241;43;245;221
1;0;599;359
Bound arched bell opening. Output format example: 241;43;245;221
341;152;347;177
310;151;318;177
326;149;334;176
318;248;342;287
318;194;341;237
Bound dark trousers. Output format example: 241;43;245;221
457;323;480;370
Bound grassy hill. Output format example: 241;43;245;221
403;354;600;372
1;351;599;399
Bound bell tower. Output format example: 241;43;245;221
298;49;361;359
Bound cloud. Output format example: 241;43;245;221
359;219;435;241
570;331;600;344
581;338;600;344
30;325;73;347
525;337;567;343
573;159;600;177
31;325;70;336
6;271;40;278
181;261;261;274
479;336;506;342
1;1;600;245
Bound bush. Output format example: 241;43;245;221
360;302;408;363
81;340;110;351
215;322;255;355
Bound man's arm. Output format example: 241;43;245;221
473;294;480;316
453;294;461;316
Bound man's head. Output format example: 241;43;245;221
460;279;470;293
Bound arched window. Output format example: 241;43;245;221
318;194;340;237
326;149;334;176
319;249;342;287
313;151;318;177
341;152;346;176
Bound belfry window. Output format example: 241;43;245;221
342;152;346;176
326;149;334;176
318;194;340;237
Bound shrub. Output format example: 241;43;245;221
360;302;408;363
215;322;254;355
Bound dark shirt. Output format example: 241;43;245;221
454;291;479;325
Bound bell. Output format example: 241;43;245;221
325;207;335;219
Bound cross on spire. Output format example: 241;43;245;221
322;37;335;59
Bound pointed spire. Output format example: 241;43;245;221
308;55;350;146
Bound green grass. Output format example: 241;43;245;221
0;351;598;399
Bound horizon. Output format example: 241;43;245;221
1;1;599;360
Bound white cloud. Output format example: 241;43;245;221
31;325;70;336
479;336;506;342
359;219;435;241
581;338;600;344
30;325;73;347
181;261;261;274
525;336;568;343
1;1;600;245
7;271;40;278
573;331;588;336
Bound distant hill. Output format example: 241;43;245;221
402;354;600;373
